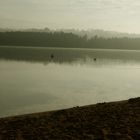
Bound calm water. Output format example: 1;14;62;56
0;46;140;117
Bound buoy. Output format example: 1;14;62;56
94;58;96;61
51;54;54;59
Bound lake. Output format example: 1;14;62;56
0;46;140;117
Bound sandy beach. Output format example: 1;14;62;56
0;97;139;140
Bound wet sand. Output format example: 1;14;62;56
0;97;140;140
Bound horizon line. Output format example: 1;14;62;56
0;27;140;35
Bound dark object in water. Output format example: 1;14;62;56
51;54;54;59
94;58;97;61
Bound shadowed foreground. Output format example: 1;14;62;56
0;97;140;140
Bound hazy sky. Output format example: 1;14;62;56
1;0;140;33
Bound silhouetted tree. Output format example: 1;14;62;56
0;31;140;50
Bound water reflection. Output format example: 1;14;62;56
1;46;140;64
0;46;140;117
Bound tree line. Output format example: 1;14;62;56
0;31;140;50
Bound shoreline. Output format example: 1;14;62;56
0;97;140;139
0;98;129;120
1;45;140;52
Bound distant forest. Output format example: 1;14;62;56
0;31;140;50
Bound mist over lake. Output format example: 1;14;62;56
0;46;140;117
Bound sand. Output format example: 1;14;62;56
0;97;139;140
